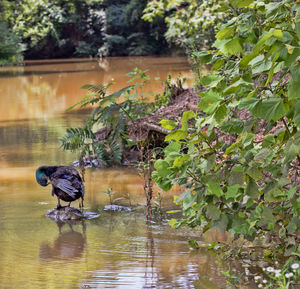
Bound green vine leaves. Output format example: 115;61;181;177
152;0;300;254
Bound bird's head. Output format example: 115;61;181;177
35;166;50;186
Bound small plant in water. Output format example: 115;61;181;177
100;188;123;206
153;189;165;215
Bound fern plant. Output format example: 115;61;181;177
60;68;159;167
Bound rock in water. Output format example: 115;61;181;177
46;207;83;221
46;206;100;222
104;205;132;212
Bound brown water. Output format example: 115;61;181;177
0;57;247;289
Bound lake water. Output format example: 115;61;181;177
0;57;254;288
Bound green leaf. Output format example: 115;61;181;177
283;134;300;164
246;163;263;181
213;214;229;231
152;171;172;191
224;77;252;95
261;98;285;121
164;142;181;155
288;78;300;100
215;37;244;56
198;90;222;114
229;170;245;186
252;60;272;74
253;29;283;54
159;119;178;130
212;59;225;70
181;110;194;131
260;207;275;225
173;155;190;167
216;26;235;40
188;240;199;249
225;184;241;199
240;53;258;69
295;7;300;23
102;85;134;105
254;148;272;163
200;74;223;87
230;0;254;8
221;119;244;134
246;178;259;199
225;141;241;155
175;189;192;204
214;104;228;123
207;181;223;197
206;154;216;171
165;130;188;142
248;54;264;66
287;186;296;200
207;204;221;220
249;220;258;230
262;135;275;148
192;51;213;64
294;100;300;127
239;98;261;116
154;160;172;177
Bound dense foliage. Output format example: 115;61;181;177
0;0;170;62
142;0;227;49
102;0;169;56
1;0;105;59
0;22;24;65
151;0;300;257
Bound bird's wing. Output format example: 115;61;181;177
51;178;78;199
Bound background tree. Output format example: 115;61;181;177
102;0;169;56
2;0;106;59
0;0;171;62
142;0;228;50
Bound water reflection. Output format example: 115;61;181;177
40;221;86;261
0;57;193;122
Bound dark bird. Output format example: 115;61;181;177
35;166;84;209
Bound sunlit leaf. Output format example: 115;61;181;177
165;130;188;141
216;26;235;40
181;110;194;131
230;0;254;8
215;38;244;56
159;119;178;130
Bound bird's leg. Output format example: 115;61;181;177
68;202;71;207
56;197;62;209
79;197;84;212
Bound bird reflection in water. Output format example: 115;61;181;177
39;220;86;260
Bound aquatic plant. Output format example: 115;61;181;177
60;68;157;167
